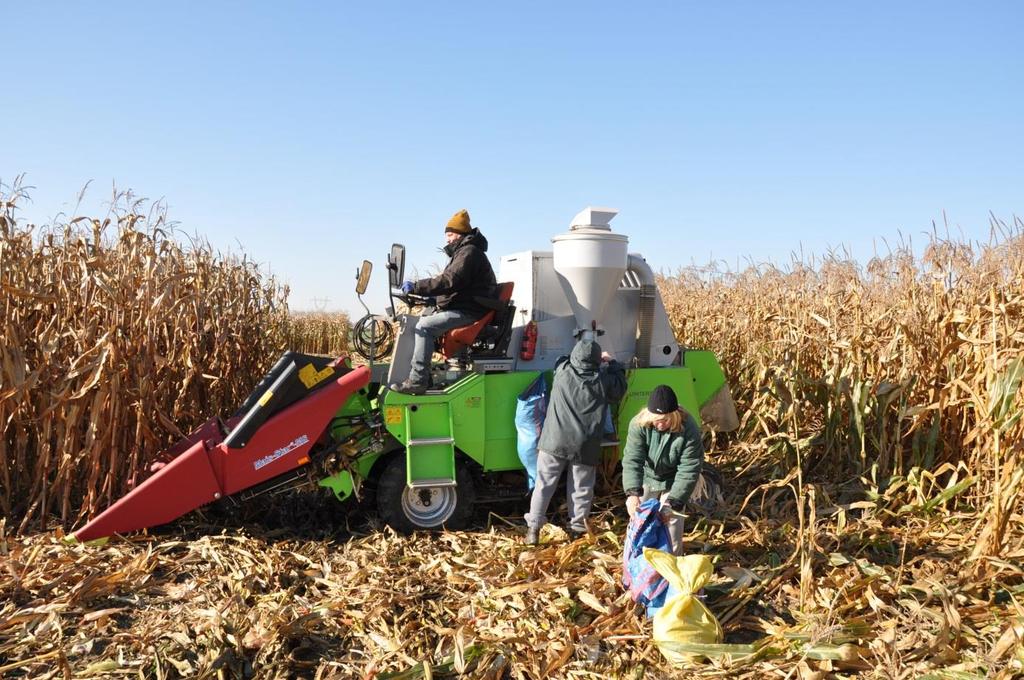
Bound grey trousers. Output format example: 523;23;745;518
643;486;685;556
525;450;596;533
408;309;477;384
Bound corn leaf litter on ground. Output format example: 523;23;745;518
1;494;1022;679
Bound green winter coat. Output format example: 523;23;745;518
621;411;705;506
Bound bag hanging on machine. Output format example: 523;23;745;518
514;373;546;489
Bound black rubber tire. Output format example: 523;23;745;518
376;454;476;533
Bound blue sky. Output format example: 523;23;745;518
5;2;1022;316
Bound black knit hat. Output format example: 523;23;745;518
647;385;679;414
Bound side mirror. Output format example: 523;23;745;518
355;260;372;295
388;243;406;289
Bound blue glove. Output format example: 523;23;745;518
401;281;414;294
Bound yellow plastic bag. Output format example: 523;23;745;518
643;548;723;664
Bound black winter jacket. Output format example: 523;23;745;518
412;229;497;316
537;339;628;466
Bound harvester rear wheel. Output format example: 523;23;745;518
376;455;475;533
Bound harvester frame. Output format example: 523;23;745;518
74;207;738;540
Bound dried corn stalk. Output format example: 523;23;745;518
1;182;290;530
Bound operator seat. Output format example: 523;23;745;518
441;282;515;358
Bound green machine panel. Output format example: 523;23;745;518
680;349;729;407
382;371;540;474
616;367;702;446
482;371;543;472
383;375;486;475
376;364;718;479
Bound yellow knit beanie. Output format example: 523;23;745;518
445;209;472;234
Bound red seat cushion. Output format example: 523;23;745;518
448;311;495;347
441;282;514;357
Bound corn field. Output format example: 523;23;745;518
0;184;292;531
287;312;352;358
2;182;1022;678
659;218;1024;564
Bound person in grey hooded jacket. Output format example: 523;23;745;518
524;338;627;544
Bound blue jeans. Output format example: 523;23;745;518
408;309;477;384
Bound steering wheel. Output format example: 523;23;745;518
393;290;435;308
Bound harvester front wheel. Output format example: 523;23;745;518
376;455;475;533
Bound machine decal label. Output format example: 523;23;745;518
384;406;403;425
253;434;310;470
465;396;481;408
298;364;334;389
257;390;274;407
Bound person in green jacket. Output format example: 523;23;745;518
622;384;705;555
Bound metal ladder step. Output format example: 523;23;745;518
408;437;455;447
404;402;456;486
408;478;458;489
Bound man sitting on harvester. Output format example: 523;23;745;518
392;209;497;394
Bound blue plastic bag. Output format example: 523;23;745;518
515;374;547;490
622;498;673;616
